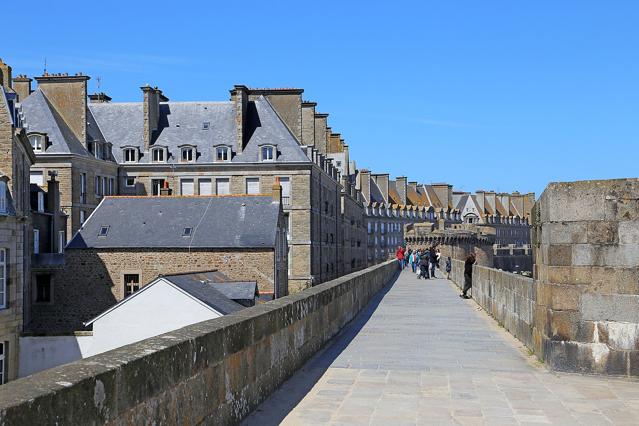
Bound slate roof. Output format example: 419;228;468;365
369;178;385;204
162;274;246;315
161;271;258;301
67;195;280;249
388;181;402;205
89;95;310;164
20;89;90;155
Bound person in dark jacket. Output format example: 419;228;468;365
445;256;452;279
429;247;437;278
419;249;430;279
461;253;476;299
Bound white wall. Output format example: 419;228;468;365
87;280;220;356
19;335;93;378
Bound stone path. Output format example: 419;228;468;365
243;269;639;425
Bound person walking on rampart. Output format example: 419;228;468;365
419;249;430;279
445;256;452;279
461;253;476;299
409;251;417;273
429;247;438;278
396;246;405;270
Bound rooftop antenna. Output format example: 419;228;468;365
96;76;102;91
43;57;47;75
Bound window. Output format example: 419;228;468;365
109;178;115;195
183;227;193;237
215;146;229;162
279;177;291;205
30;171;44;187
95;143;103;160
180;179;194;196
246;178;260;195
0;249;6;309
151;148;165;163
98;226;110;237
33;229;40;254
181;147;194;163
37;192;45;212
202;122;210;130
94;176;101;197
198;178;212;195
124;148;137;163
29;135;44;152
124;274;140;297
261;145;274;161
0;181;7;213
151;179;166;196
0;342;6;384
36;274;52;303
58;231;65;253
102;177;107;196
80;173;87;203
125;177;135;188
80;210;86;225
216;178;230;195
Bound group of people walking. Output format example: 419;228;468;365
395;246;451;280
395;245;477;299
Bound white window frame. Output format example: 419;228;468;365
37;192;45;212
29;134;44;152
260;145;275;162
215;146;230;162
80;173;87;203
181;147;195;163
0;342;5;384
30;171;44;187
94;176;101;197
109;178;115;195
0;249;6;309
124;177;135;188
0;181;7;214
123;148;137;163
151;147;166;163
102;177;107;196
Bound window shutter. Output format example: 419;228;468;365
246;178;260;195
198;179;212;196
181;179;194;196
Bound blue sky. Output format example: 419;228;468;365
6;1;638;196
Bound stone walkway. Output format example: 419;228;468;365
243;269;639;425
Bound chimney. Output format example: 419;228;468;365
475;190;486;216
499;193;512;215
408;181;417;193
485;191;497;215
230;85;249;155
89;92;112;103
372;173;389;204
314;113;329;155
432;183;452;210
396;176;407;205
34;73;90;147
343;144;350;176
159;180;171;196
141;85;167;151
272;177;282;203
12;75;32;101
358;169;371;203
0;58;12;89
511;192;524;218
301;101;316;146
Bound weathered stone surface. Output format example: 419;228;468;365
581;294;639;323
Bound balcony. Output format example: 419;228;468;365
282;195;291;206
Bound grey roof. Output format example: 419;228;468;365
89;95;310;164
158;271;258;301
369;178;385;204
67;195;280;249
162;274;246;315
20;89;90;155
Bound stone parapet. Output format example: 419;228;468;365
0;260;398;424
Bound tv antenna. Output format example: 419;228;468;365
43;58;47;75
96;76;102;91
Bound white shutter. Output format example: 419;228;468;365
279;177;291;196
181;179;194;196
246;178;260;194
216;178;230;195
198;179;212;195
30;171;44;186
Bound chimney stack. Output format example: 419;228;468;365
0;58;12;89
141;85;167;151
314;113;329;155
372;173;389;204
408;181;418;193
272;177;282;203
230;85;249;155
432;183;452;210
396;176;407;205
358;169;371;203
12;75;32;101
35;73;90;148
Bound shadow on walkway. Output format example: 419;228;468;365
243;269;401;425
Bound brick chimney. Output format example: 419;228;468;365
230;85;249;155
314;113;328;154
35;73;90;148
12;75;32;101
272;177;282;203
342;144;350;176
372;173;389;204
396;176;407;205
141;85;167;151
0;58;12;89
89;92;112;103
301;101;316;146
408;181;417;193
432;183;452;210
358;169;371;203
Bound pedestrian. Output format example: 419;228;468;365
430;246;437;278
436;249;441;268
396;246;405;270
414;250;421;276
445;256;452;279
461;253;476;299
419;249;430;279
409;251;417;273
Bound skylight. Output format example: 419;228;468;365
183;227;193;237
202;122;210;130
98;226;110;237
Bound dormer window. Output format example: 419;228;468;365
151;147;166;163
180;146;195;163
123;147;138;163
260;145;275;162
28;134;45;153
215;146;230;162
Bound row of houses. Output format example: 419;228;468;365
0;56;534;383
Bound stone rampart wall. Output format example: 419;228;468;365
0;260;398;425
450;260;536;350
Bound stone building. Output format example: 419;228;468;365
33;191;287;333
17;72;119;240
0;78;36;383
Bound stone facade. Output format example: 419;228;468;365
0;85;35;383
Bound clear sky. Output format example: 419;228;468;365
5;1;638;197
